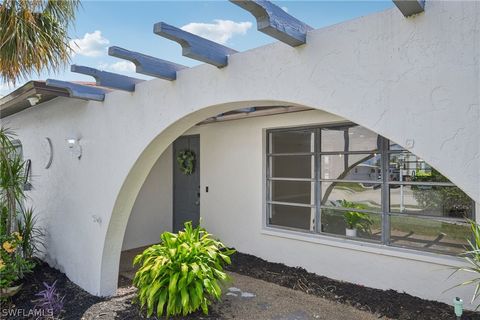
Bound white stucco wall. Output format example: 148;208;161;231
121;146;172;251
181;110;479;308
1;1;478;302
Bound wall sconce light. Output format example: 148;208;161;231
27;94;42;106
66;138;82;159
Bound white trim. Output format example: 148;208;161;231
261;226;467;268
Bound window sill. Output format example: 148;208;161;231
261;227;467;268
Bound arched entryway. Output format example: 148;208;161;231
100;100;309;295
101;103;476;308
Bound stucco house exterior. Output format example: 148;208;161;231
1;0;479;309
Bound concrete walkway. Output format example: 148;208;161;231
203;272;381;320
104;248;383;320
113;270;382;320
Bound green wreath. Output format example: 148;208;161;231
177;150;196;175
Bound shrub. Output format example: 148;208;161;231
133;222;235;317
340;199;373;232
450;220;480;308
0;232;34;290
0;127;40;292
17;207;44;259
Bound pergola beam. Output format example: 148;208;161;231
45;79;107;101
71;65;143;92
392;0;425;17
230;0;312;47
153;22;237;68
108;46;187;80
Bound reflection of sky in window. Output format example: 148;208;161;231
365;157;380;166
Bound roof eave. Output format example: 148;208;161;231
0;81;70;119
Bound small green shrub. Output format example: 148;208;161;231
133;221;235;317
17;207;44;259
340;199;373;232
449;220;480;307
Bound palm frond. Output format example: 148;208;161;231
0;0;80;84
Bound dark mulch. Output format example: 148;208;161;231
2;261;102;319
2;261;221;320
3;253;480;319
225;251;480;320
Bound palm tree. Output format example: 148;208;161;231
0;0;80;85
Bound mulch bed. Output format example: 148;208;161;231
3;252;480;319
226;251;480;320
2;261;102;320
2;261;221;320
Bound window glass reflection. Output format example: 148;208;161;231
269;204;313;231
321;126;379;152
389;185;474;218
390;215;470;254
321;154;381;181
270;130;313;153
270;156;313;179
321;182;382;212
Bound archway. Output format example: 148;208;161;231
100;100;310;295
99;99;476;297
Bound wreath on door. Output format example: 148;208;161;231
177;150;196;175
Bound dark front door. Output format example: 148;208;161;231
173;135;200;232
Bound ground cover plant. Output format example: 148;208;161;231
133;221;234;317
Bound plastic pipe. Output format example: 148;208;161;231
454;297;463;318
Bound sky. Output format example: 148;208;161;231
0;0;395;97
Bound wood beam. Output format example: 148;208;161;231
230;0;312;47
153;22;237;68
108;46;187;80
71;65;143;92
392;0;425;17
45;79;107;101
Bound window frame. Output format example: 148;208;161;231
265;123;475;254
266;127;317;232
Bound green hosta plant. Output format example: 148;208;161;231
133;221;235;317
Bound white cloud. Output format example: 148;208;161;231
70;31;110;57
98;61;136;73
281;6;289;13
181;20;252;45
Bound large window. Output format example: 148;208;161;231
266;124;475;255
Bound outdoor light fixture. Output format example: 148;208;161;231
66;138;82;159
27;94;41;106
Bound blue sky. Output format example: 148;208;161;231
1;0;394;96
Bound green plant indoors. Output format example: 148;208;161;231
133;221;235;317
340;199;373;233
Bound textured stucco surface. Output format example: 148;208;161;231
186;110;479;308
2;0;479;307
121;146;172;251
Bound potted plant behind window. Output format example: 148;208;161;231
340;200;373;237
